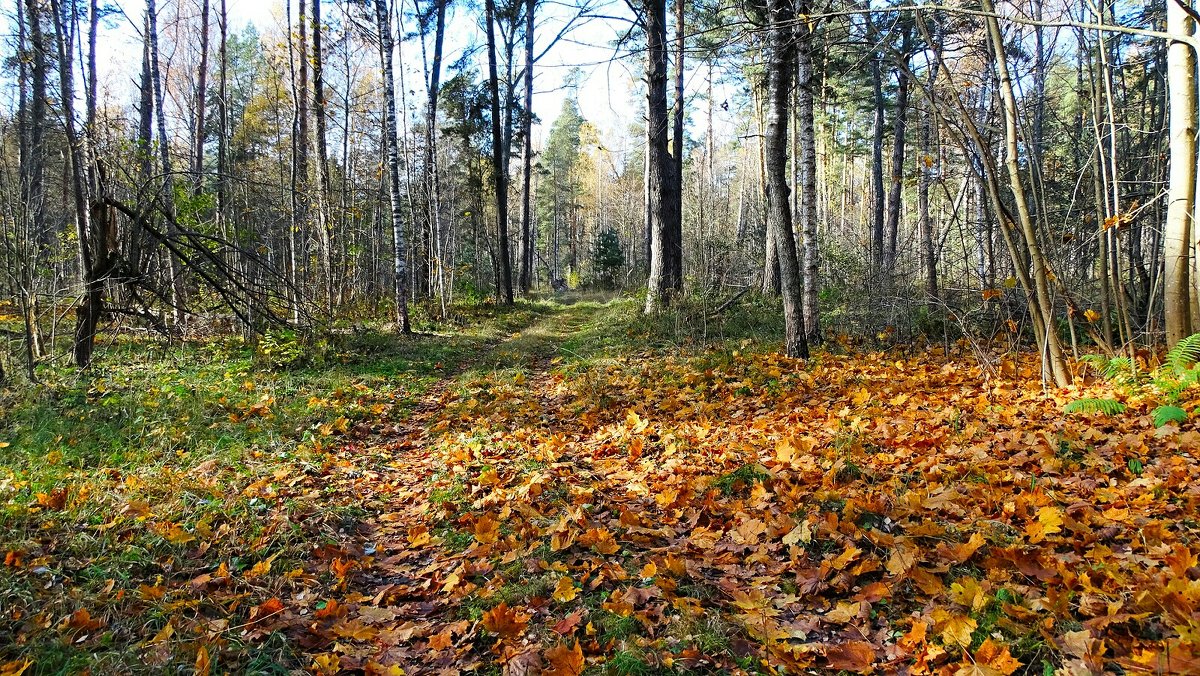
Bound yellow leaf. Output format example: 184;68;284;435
147;621;174;646
1026;505;1063;544
782;521;812;546
824;600;861;624
552;576;578;603
474;514;500;544
639;561;657;580
940;614;977;647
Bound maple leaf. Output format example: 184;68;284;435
1026;505;1063;543
824;601;861;624
544;641;584;676
475;514;501;544
428;629;454;651
581;527;620;554
332;619;378;641
824;640;875;672
553;576;579;603
311;653;340;675
938;614;978;647
314;599;345;620
973;639;1022;675
504;651;543;676
483;602;530;638
35;487;68;511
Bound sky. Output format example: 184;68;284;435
0;0;746;172
81;0;649;153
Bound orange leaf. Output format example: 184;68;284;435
475;514;500;544
544;641;585;676
195;646;211;676
482;601;529;639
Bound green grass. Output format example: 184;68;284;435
0;298;579;672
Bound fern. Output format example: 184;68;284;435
1166;333;1200;374
1080;354;1136;383
1064;398;1126;415
1152;405;1189;428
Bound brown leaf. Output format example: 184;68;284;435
824;640;875;672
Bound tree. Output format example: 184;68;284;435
518;0;536;293
485;0;515;304
376;0;411;333
642;0;680;313
1165;0;1197;346
763;0;808;359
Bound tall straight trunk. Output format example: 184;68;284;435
869;44;886;275
423;0;449;306
485;0;514;304
192;0;210;195
1165;0;1197;345
21;0;48;255
764;0;808;359
756;86;779;294
376;0;411;333
668;0;684;290
132;10;153;277
285;0;304;322
796;0;820;340
83;0;98;193
49;0;100;366
217;0;237;335
311;0;334;312
147;0;185;325
518;0;535;293
884;33;911;276
982;0;1069;387
643;0;675;312
918;45;940;298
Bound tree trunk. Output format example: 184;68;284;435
50;0;101;367
918;49;940;299
485;0;514;304
376;0;411;333
1165;0;1197;345
643;0;675;313
765;0;808;359
518;0;535;293
982;0;1070;387
312;0;334;313
796;0;820;341
669;0;684;290
869;40;886;276
192;0;210;195
884;32;911;277
147;0;186;326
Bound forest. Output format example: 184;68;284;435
3;0;1200;673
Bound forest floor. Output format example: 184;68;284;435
2;295;1200;675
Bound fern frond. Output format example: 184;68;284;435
1063;398;1126;415
1152;405;1189;428
1166;333;1200;374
